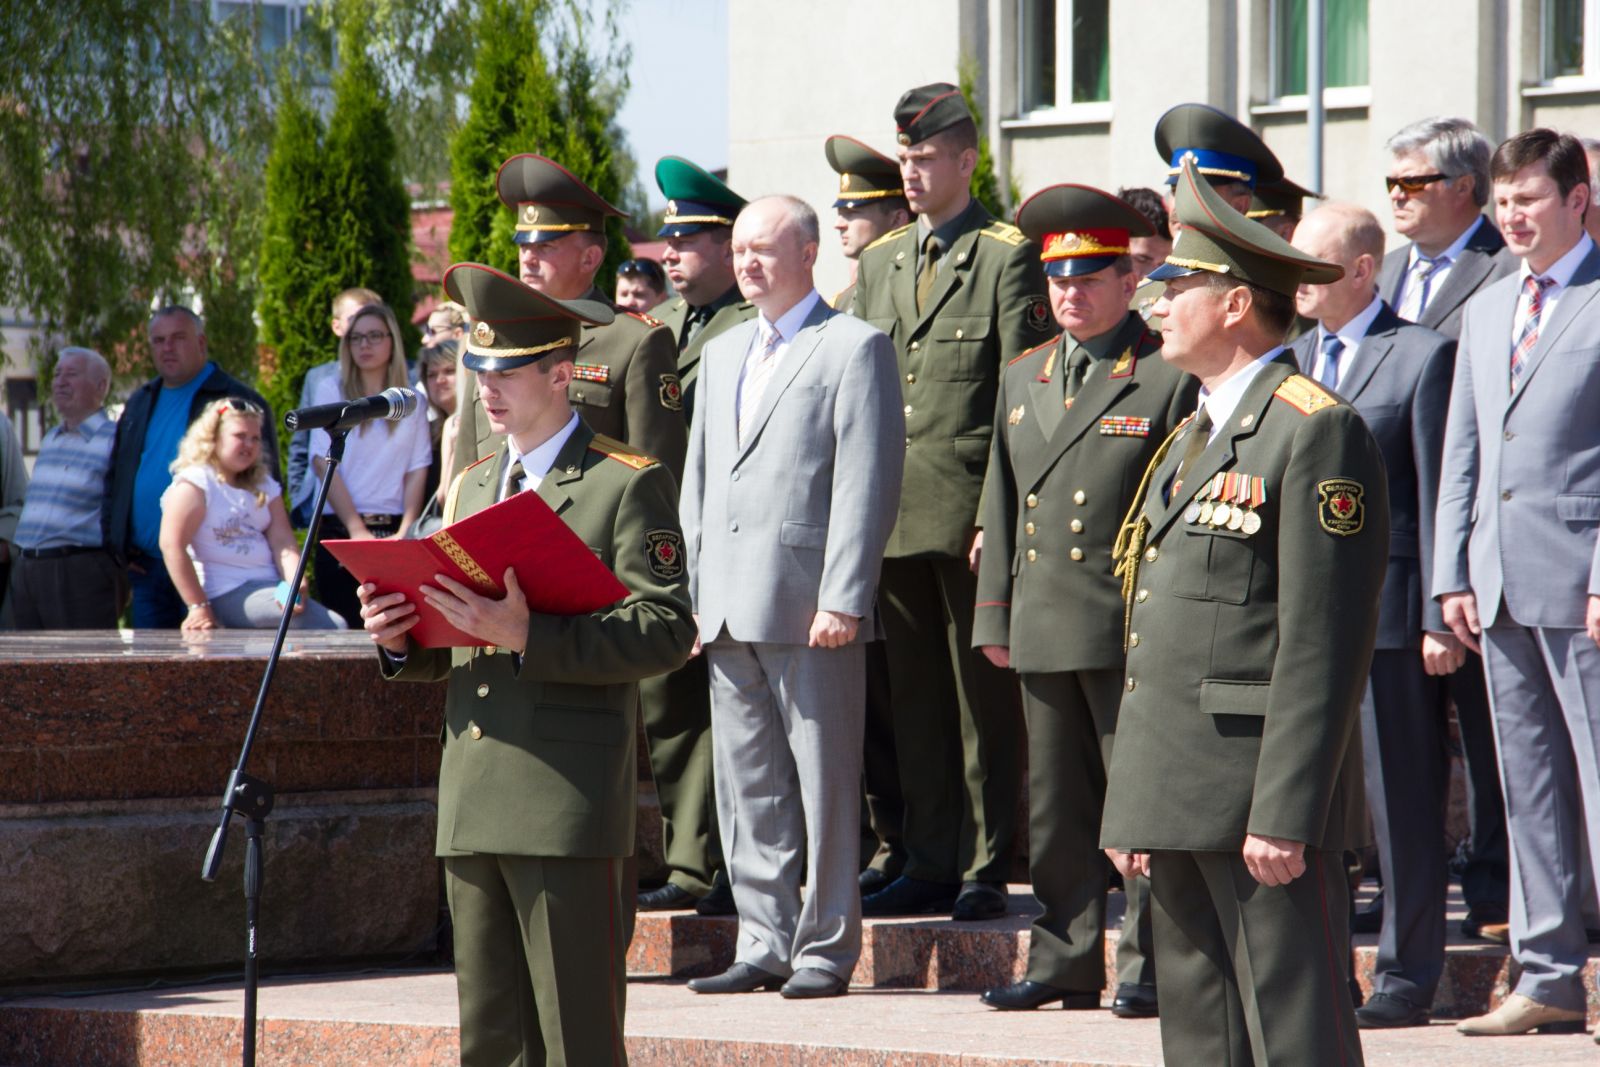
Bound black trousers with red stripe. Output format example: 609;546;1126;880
1149;849;1365;1067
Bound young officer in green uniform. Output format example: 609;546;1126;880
975;184;1197;1016
824;134;910;318
1102;157;1389;1067
636;155;756;915
359;263;696;1066
854;82;1053;921
452;154;686;481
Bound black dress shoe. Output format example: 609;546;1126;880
861;875;957;917
695;871;737;917
858;867;894;895
1354;992;1429;1029
637;883;697;911
687;962;785;994
951;880;1008;921
1111;983;1158;1018
981;980;1100;1011
780;967;847;999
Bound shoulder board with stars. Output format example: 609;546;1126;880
624;310;665;329
980;221;1026;247
1273;374;1339;415
588;433;658;470
864;224;914;254
1008;336;1058;367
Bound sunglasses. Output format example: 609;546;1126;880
616;259;665;284
1385;172;1452;194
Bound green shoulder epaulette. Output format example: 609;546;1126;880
588;433;658;470
1273;374;1339;415
1008;336;1058;366
864;223;913;253
980;221;1026;247
445;453;498;523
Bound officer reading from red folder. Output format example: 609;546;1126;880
356;263;695;1067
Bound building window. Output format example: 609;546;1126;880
1272;0;1370;99
1542;0;1597;81
1017;0;1110;117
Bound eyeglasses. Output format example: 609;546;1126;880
348;330;391;347
616;258;665;284
1385;173;1452;194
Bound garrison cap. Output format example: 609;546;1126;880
1015;183;1154;278
1154;103;1284;190
655;156;746;238
825;135;906;209
1147;157;1343;297
893;82;972;147
1248;176;1323;221
443;263;615;373
497;154;626;245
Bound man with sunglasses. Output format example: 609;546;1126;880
1375;116;1513;952
615;258;668;314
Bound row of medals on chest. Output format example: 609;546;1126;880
1185;471;1267;536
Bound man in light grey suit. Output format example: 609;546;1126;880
1291;203;1461;1029
680;195;905;999
1436;129;1600;1040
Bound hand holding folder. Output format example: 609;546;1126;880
323;490;628;648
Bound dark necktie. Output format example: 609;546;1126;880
1318;333;1345;390
681;304;713;350
1169;408;1214;500
916;234;943;312
503;458;526;501
1063;346;1091;406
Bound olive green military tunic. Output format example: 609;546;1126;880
451;291;687;481
649;289;758;425
852;199;1052;890
975;313;1197;991
386;423;695;1066
1102;362;1388;1066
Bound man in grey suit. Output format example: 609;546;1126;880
1436;129;1600;1039
680;196;905;999
1291;202;1460;1029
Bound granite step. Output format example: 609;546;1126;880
2;969;1596;1067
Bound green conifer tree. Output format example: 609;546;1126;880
960;56;1022;219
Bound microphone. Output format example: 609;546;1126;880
284;387;418;432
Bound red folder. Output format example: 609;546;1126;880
322;490;628;648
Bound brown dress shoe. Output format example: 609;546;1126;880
1455;993;1586;1035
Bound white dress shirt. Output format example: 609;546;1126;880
1312;295;1385;390
1196;347;1287;442
1511;232;1595;343
500;412;581;499
1396;215;1486;321
737;288;823;418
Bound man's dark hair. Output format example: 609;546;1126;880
932;118;979;155
1207;273;1296;339
1118;186;1171;240
1491;128;1592;200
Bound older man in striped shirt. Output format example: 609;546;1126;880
5;347;123;629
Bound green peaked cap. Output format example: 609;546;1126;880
655;156;746;237
1148;157;1343;297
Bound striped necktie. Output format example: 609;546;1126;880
1510;275;1555;390
738;324;782;445
1400;254;1446;321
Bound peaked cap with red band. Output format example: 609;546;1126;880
1015;184;1155;278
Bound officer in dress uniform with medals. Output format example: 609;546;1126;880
636;155;757;915
825;135;910;318
361;263;695;1066
975;184;1198;1016
452;154;686;481
1101;157;1389;1066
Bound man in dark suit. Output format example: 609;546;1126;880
975;184;1196;1017
1437;129;1600;1039
1377;116;1513;945
1290;202;1459;1028
680;196;904;999
1102;158;1389;1066
359;264;696;1064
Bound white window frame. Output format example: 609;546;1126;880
1265;0;1372;111
1539;0;1600;86
1008;0;1112;129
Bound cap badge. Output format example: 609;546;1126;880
666;199;679;217
472;320;497;347
839;173;851;192
521;204;539;225
896;131;911;146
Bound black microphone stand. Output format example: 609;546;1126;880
201;426;350;1067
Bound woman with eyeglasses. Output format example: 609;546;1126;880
307;302;432;627
614;257;669;313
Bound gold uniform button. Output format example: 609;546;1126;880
1025;493;1039;509
1070;547;1084;561
904;404;914;416
485;646;498;656
1026;548;1038;562
1130;633;1140;647
1073;490;1087;505
910;340;920;352
955;328;965;339
1136;589;1149;603
906;372;916;384
1069;519;1083;533
1145;547;1159;563
1126;678;1137;692
476;683;489;698
469;723;483;740
1024;522;1036;536
575;390;585;401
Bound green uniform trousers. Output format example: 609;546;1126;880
1020;668;1153;991
1149;849;1364;1067
445;852;630;1067
878;555;1021;885
638;655;723;895
859;638;905;875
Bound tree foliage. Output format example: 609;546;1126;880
959;54;1022;220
